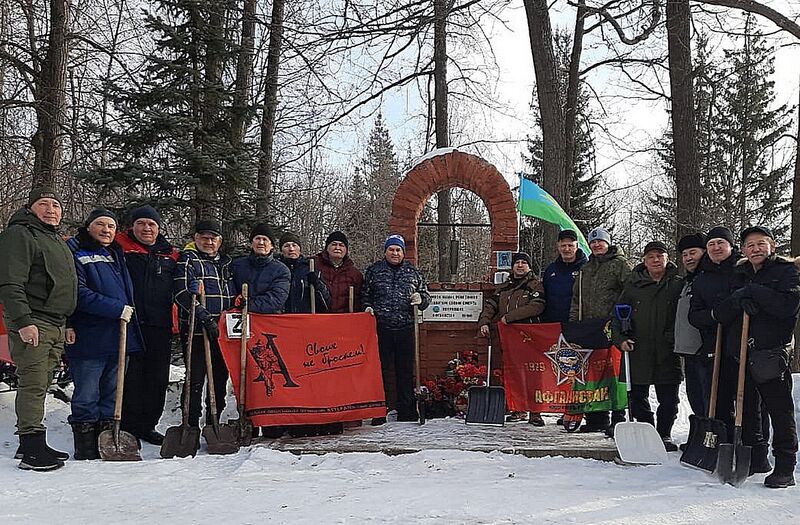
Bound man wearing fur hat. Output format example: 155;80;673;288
362;234;431;424
116;205;179;445
0;187;77;470
313;231;364;313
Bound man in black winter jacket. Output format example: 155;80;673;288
117;205;178;445
275;232;331;313
713;226;799;489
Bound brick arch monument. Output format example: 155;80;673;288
387;149;519;388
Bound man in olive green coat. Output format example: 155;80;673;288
569;227;632;432
613;241;683;451
0;187;77;471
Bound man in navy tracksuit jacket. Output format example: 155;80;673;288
66;209;143;460
542;230;588;324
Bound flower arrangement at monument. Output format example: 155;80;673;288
420;351;500;418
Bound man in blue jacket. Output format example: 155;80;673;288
231;223;290;314
542;230;588;324
66;209;143;460
275;232;331;313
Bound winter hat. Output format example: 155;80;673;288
740;225;774;243
130;205;162;226
384;234;405;252
587;227;611;245
643;241;668;255
558;229;578;242
249;223;275;242
279;232;302;249
194;219;222;236
706;226;734;247
27;186;62;207
84;208;118;227
325;231;349;249
677;233;706;253
511;252;532;267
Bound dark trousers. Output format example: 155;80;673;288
121;326;173;436
181;331;230;427
683;353;714;417
629;383;680;438
377;325;416;421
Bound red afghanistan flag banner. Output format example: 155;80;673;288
0;305;10;364
498;319;627;413
218;312;386;426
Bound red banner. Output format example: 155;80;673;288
499;321;626;414
218;312;386;426
0;305;10;364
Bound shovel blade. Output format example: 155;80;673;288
615;422;667;465
98;427;141;462
680;414;727;472
203;423;240;455
160;424;201;458
716;442;751;487
465;386;505;426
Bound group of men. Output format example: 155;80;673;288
476;225;799;489
0;187;429;471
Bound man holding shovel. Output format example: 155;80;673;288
712;226;799;488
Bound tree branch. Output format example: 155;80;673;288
695;0;800;39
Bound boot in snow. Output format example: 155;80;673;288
18;433;65;471
71;422;100;460
16;431;69;461
764;458;795;489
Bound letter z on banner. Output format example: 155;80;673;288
218;312;386;426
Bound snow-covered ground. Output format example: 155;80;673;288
1;378;799;524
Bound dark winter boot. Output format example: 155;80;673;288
71;422;100;460
18;433;65;471
748;444;772;476
764;458;795;489
661;437;678;452
15;432;69;461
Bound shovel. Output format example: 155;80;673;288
715;312;752;487
466;330;505;426
613;304;666;465
413;308;426;424
228;283;253;446
161;293;201;458
681;324;727;471
200;292;239;455
98;318;142;461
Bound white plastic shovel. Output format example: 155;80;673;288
614;350;667;465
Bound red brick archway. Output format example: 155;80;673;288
388;150;519;276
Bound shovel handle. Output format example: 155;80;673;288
113;318;128;422
182;294;198;427
239;284;248;412
200;290;220;432
413;308;421;389
734;312;750;427
708;324;723;419
349;286;354;313
309;258;316;314
485;330;492;386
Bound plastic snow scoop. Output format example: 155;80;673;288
613;304;667;465
715;312;752;487
681;324;727;472
466;330;505;426
200;291;239;455
161;292;201;458
227;283;253;446
98;319;142;462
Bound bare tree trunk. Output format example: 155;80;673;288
563;0;586;209
434;0;451;281
667;0;702;240
257;0;285;223
524;0;566;250
792;89;800;256
31;0;70;187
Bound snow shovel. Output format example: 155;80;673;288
681;324;727;471
228;283;253;446
161;293;201;458
613;304;666;465
716;312;752;487
466;330;505;426
413;308;426;424
98;318;142;461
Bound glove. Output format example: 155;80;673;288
410;292;422;306
234;295;248;310
306;271;320;287
729;287;750;308
187;280;201;295
741;297;760;316
120;305;134;322
365;307;374;316
202;317;220;340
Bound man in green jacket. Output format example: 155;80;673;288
0;187;77;471
613;241;684;451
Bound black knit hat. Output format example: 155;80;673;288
677;233;706;253
130;205;162;226
84;208;118;227
279;231;302;249
325;231;349;249
740;225;774;243
706;226;735;247
194;219;222;236
511;252;532;267
27;187;62;207
249;223;275;242
558;229;578;242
